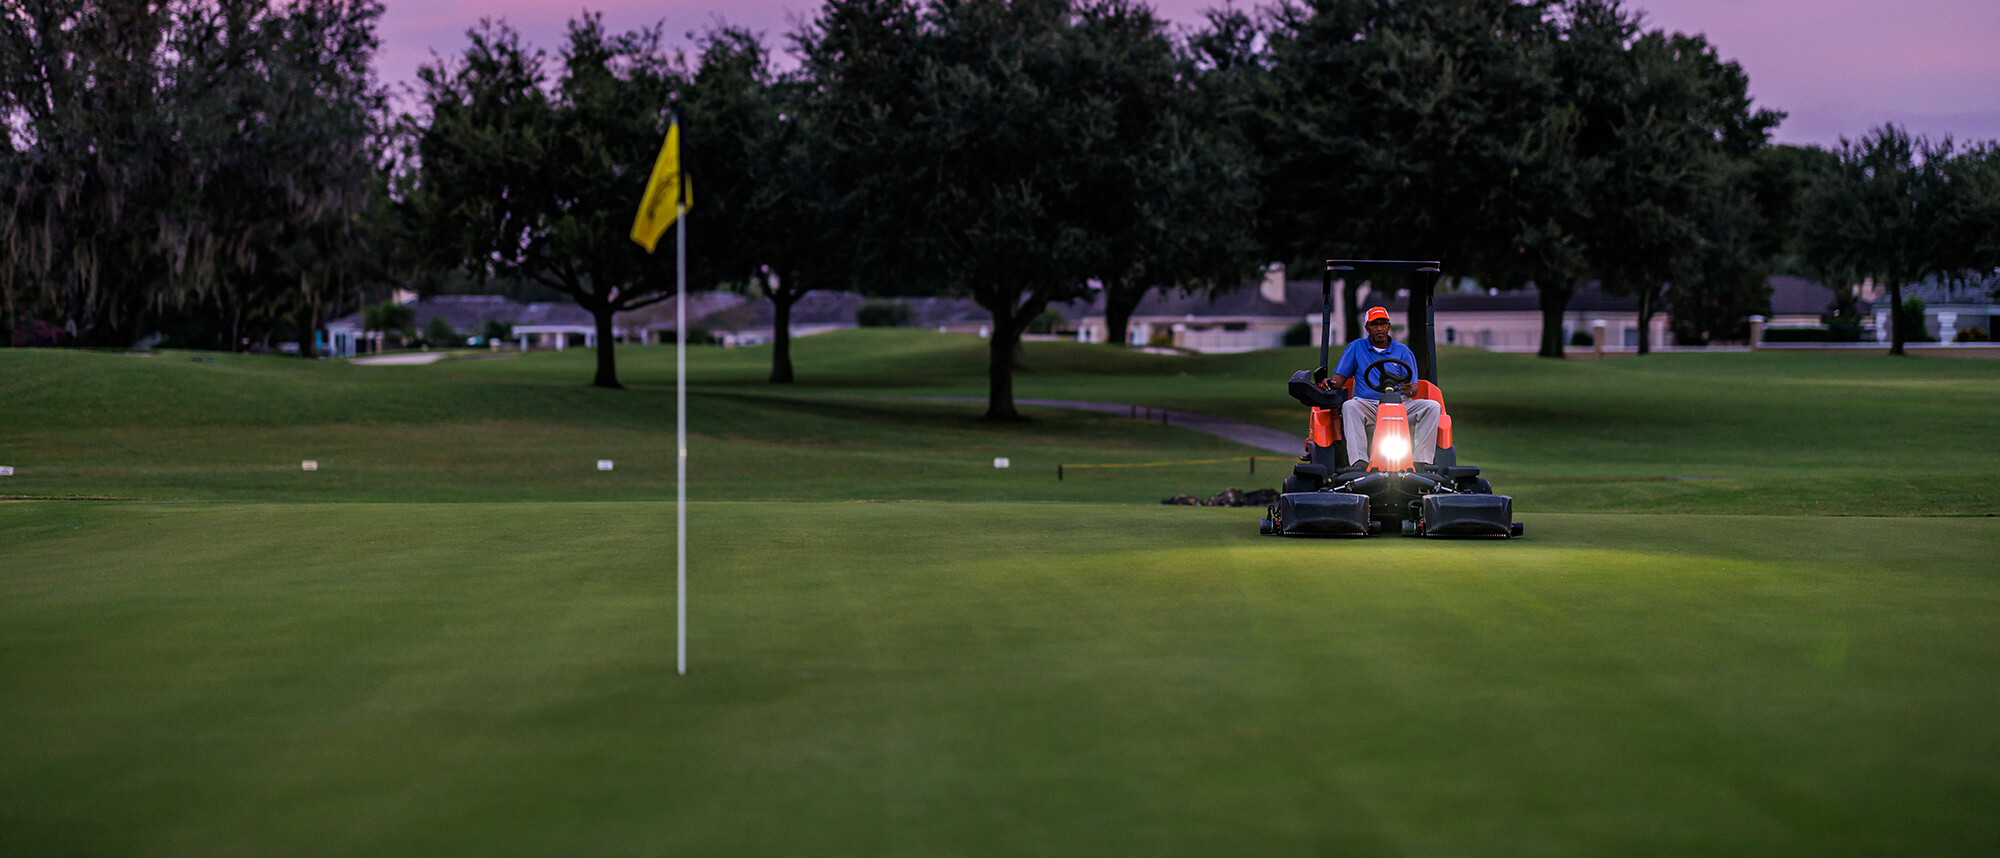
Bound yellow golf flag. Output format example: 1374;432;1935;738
630;113;690;253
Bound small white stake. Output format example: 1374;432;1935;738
598;460;614;471
0;466;13;476
993;457;1011;469
300;461;317;472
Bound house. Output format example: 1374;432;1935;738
1076;271;1324;351
323;292;753;356
696;291;869;346
1078;270;1669;353
1898;272;1997;341
613;292;750;343
1768;272;1995;342
1339;284;1664;351
1765;275;1868;329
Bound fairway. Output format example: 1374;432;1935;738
4;335;1999;855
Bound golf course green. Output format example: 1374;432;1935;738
4;333;1998;855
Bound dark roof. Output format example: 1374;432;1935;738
1090;280;1327;318
327;294;564;330
1907;271;1999;305
694;292;1099;330
902;296;993;325
1767;275;1872;316
698;291;868;331
1082;280;1650;318
331;293;754;332
616;292;749;330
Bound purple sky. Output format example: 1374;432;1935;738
375;1;2000;147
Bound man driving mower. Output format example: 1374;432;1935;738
1330;306;1441;470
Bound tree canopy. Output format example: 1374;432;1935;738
8;0;1999;385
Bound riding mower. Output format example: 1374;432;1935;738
1259;259;1523;539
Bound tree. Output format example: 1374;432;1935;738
362;299;414;348
679;26;831;384
0;0;389;351
1085;2;1261;349
1564;5;1781;355
425;314;459;346
1758;143;1855;323
1934;143;2000;285
1799;125;1954;356
1261;0;1567;360
404;15;679;388
802;0;1183;420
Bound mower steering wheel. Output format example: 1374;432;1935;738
1361;358;1415;396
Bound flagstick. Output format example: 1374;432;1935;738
676;202;688;677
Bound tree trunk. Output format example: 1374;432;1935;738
297;299;319;359
1887;277;1906;356
1636;288;1654;355
591;306;622;389
1537;282;1572;358
985;324;1025;421
770;288;796;383
1104;281;1145;347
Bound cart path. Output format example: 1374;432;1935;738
899;396;1303;456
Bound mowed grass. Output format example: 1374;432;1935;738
3;331;1997;511
4;333;2000;855
5;501;1998;856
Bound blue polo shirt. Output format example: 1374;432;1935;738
1333;338;1420;401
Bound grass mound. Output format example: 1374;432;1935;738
3;332;1996;512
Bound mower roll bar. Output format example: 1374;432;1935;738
1320;259;1446;387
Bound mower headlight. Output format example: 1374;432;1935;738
1378;434;1410;463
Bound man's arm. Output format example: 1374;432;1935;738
1327;340;1358;389
1396;344;1419;396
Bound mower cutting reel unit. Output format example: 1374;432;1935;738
1257;259;1524;539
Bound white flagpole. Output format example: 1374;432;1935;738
676;201;688;677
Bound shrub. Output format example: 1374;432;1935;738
10;319;66;348
856;300;913;327
1569;330;1594;347
665;325;715;345
482;320;513;342
424;316;458;347
1955;327;1990;343
1823;308;1866;341
1896;297;1936;343
1283;321;1312;346
1026;307;1066;334
1147;328;1174;348
362;301;416;348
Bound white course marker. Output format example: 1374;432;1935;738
0;466;13;476
598;460;615;471
993;457;1011;468
301;461;318;472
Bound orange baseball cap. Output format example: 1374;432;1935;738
1365;306;1390;323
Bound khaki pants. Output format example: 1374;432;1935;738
1341;398;1441;466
